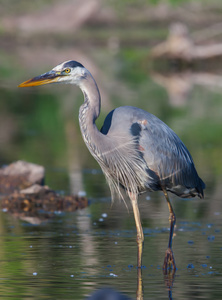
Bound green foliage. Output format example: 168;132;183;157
117;49;148;84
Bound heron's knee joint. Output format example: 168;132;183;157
137;235;144;244
169;213;176;223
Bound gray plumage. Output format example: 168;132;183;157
62;59;205;201
101;106;205;199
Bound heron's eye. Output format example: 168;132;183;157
64;68;71;74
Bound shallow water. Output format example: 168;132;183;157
0;181;222;299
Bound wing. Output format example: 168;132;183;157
101;106;205;198
139;115;205;198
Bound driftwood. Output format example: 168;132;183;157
0;161;88;223
151;23;222;61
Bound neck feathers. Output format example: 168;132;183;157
78;71;102;159
79;71;101;122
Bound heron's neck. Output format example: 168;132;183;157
78;73;103;157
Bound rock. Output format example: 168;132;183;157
0;161;45;194
0;161;88;223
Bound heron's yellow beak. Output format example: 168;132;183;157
18;70;62;87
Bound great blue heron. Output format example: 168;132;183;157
18;60;205;271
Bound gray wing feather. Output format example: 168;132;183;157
139;116;205;196
101;106;205;198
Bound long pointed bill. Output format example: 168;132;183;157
18;70;62;87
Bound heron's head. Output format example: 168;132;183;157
18;60;87;88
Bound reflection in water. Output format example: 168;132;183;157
136;246;176;300
150;72;192;107
112;259;176;300
151;71;222;106
86;261;176;300
163;268;176;300
87;287;132;300
77;208;98;297
0;192;222;299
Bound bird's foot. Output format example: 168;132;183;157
163;248;176;291
163;247;176;275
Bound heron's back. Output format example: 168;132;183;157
101;106;205;199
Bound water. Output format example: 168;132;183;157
0;183;221;299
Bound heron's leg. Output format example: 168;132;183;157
137;266;143;300
129;192;144;268
163;189;176;273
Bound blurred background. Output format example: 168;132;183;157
0;0;222;299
